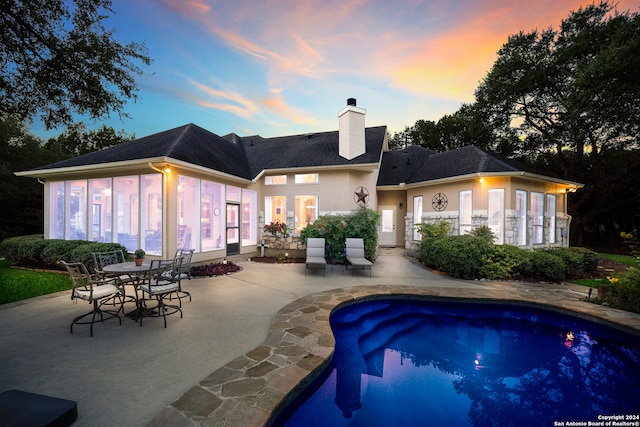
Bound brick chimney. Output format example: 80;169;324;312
338;98;366;160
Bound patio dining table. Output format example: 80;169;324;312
102;261;151;320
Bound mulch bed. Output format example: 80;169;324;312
251;256;305;264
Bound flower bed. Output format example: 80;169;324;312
190;261;243;277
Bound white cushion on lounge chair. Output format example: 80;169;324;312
305;238;327;276
345;238;373;276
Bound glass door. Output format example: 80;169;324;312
226;203;240;255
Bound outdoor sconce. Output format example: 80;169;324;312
399;202;403;210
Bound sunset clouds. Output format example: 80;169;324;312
77;0;640;139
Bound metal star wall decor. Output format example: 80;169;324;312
353;186;369;205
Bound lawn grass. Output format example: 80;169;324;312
599;252;638;267
0;260;71;305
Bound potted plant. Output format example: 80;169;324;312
134;249;146;266
264;220;283;236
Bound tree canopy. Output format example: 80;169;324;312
1;0;151;129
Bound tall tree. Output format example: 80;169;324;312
1;0;151;129
44;122;134;158
473;1;640;246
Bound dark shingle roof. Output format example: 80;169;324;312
34;124;387;180
378;145;561;186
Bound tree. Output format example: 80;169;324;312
473;1;640;247
44;122;134;158
1;0;151;129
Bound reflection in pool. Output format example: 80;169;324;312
279;300;640;426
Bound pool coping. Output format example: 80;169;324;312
148;283;640;426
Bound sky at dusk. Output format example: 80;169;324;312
30;0;640;141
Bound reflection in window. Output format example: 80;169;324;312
531;192;544;244
413;196;423;241
265;195;286;224
178;175;200;251
265;175;287;185
487;189;504;244
89;179;112;243
114;176;139;252
201;180;224;251
516;190;527;246
242;189;257;246
66;180;87;240
546;194;556;244
141;174;162;255
49;182;65;239
295;195;317;232
295;173;318;184
459;190;472;235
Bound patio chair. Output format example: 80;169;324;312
305;238;327;276
92;249;136;306
345;238;373;276
168;248;194;302
61;261;123;337
137;259;183;328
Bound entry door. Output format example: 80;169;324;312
379;206;397;247
226;203;240;255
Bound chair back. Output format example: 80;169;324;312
61;261;96;300
92;250;126;273
306;238;325;258
345;238;366;259
174;249;194;276
143;259;181;296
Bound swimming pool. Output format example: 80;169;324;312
277;299;640;426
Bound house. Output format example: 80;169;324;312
17;99;583;263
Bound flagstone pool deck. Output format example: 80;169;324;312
1;249;638;427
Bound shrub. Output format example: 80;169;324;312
0;234;46;266
415;221;450;239
545;247;584;277
68;242;130;273
481;245;528;280
528;250;566;282
425;235;493;280
606;268;640;313
41;240;87;268
567;246;599;273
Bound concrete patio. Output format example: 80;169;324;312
1;249;638;426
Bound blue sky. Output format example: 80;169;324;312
30;0;640;140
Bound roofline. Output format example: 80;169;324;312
15;156;253;184
251;162;380;182
385;171;584;190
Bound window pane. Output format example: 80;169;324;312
66;180;87;240
459;191;472;235
49;182;65;239
178;175;200;251
141;174;162;255
114;176;139;252
546;194;556;244
413;196;423;240
226;185;241;202
531;192;544;244
295;173;318;184
242;189;257;246
201;180;225;251
487;189;504;244
295;195;317;232
516;190;527;246
265;195;286;224
89;179;112;242
265;175;287;185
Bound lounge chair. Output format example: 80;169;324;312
345;238;373;276
305;238;327;276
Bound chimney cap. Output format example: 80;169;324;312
347;98;357;106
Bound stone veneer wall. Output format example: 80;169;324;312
258;234;307;258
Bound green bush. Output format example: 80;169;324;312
424;235;493;280
41;240;88;268
299;205;380;261
568;246;600;272
0;234;46;266
415;221;450;239
481;244;528;280
528;250;566;282
545;247;584;277
68;242;130;272
606;268;640;313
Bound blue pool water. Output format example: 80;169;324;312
278;300;640;427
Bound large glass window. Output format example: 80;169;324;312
226;185;241;202
141;174;162;255
242;189;257;246
201;180;225;251
295;195;317;232
66;180;87;240
295;173;318;184
114;176;139;252
531;192;544;244
265;195;287;224
487;189;504;244
178;175;200;251
49;181;65;239
459;190;472;235
265;175;287;185
516;190;527;246
89;179;112;242
413;196;423;241
546;194;556;244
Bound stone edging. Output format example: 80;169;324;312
148;284;640;426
